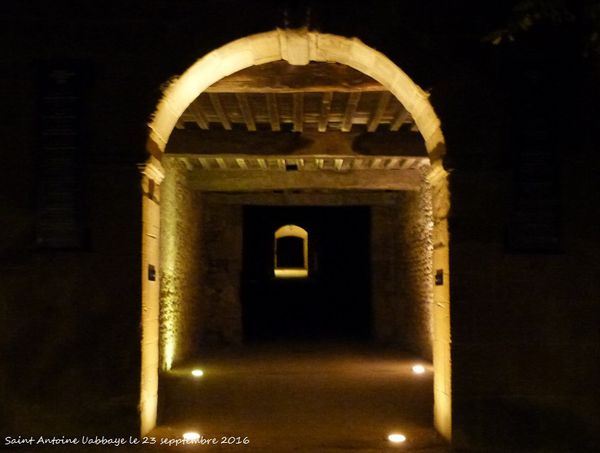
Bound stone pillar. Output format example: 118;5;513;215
429;162;452;441
139;157;164;435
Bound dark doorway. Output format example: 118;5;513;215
241;206;371;341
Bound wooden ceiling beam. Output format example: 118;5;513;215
215;157;227;169
293;93;304;132
318;92;333;132
166;129;428;157
390;106;410;132
235;93;256;131
235;158;248;169
184;168;422;192
198;157;210;169
204;192;401;206
208;93;232;130
341;92;361;132
266;93;280;132
181;156;194;170
385;157;401;169
188;100;209;130
367;91;391;132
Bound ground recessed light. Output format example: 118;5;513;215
412;364;426;374
191;369;204;377
388;433;406;443
183;432;200;441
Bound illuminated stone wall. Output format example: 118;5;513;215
160;183;244;356
396;178;434;360
184;192;433;349
159;162;202;367
371;183;434;359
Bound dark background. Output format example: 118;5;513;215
0;0;598;449
242;206;371;341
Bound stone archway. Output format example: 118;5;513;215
140;28;451;441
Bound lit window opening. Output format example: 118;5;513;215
274;225;308;278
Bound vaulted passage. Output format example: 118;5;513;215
242;206;371;341
141;29;451;444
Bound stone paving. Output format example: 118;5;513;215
151;341;450;452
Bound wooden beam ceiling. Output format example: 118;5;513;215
180;90;415;133
208;93;231;130
166;151;428;200
266;93;280;132
390;106;410;132
318;92;333;132
167;62;428;194
165;129;428;158
185;170;421;191
235;93;256;131
176;61;420;138
203;61;386;93
341;92;361;132
168;154;428;173
367;92;391;132
293;93;304;132
188;100;209;130
203;192;402;206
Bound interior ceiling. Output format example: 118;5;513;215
176;61;419;134
168;61;428;189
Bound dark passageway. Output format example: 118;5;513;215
241;206;371;342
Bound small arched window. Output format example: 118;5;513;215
274;225;308;278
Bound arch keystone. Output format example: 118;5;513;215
278;28;310;65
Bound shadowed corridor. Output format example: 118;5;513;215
149;204;446;450
242;206;371;342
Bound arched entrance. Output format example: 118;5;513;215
140;29;451;441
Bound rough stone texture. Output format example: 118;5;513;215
160;170;245;359
370;183;434;360
159;162;202;366
177;190;434;357
428;167;452;440
396;179;434;360
140;168;161;434
197;197;243;346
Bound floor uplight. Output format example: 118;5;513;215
412;364;426;374
191;369;204;377
183;432;200;441
388;433;406;443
